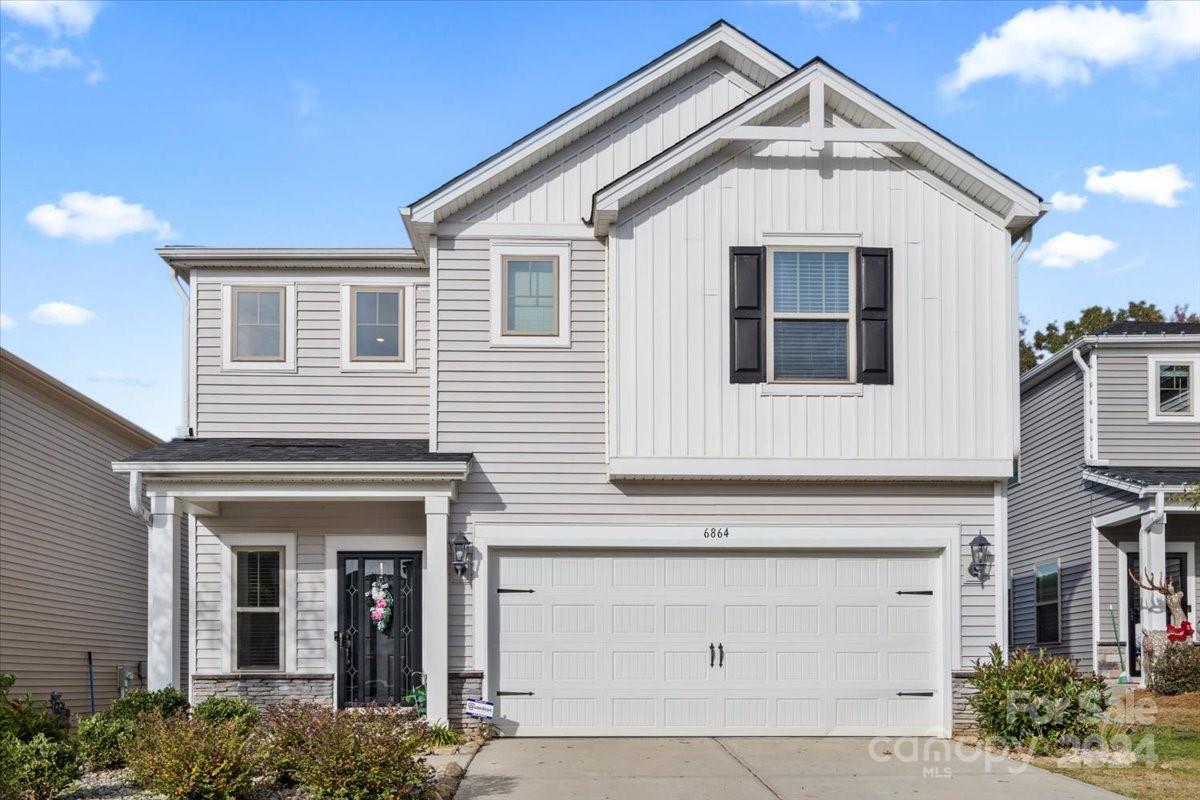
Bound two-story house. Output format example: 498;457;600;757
114;21;1046;737
1010;322;1200;681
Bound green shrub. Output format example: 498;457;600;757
0;675;69;743
193;697;260;731
969;643;1110;751
1;733;22;800
125;713;261;800
109;686;189;721
425;721;464;747
265;704;430;800
4;733;82;800
1150;642;1200;695
77;712;136;769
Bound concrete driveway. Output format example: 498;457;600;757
454;737;1125;800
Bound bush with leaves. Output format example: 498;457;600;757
264;704;430;800
1150;642;1200;695
425;721;464;748
3;733;82;800
193;696;260;731
77;712;136;770
0;674;69;744
969;644;1110;753
125;713;262;800
109;686;189;721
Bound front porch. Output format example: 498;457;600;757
113;438;471;723
1089;467;1200;681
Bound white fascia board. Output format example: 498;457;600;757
113;460;470;478
409;25;790;226
157;247;426;270
607;457;1013;481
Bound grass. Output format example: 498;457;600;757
1039;690;1200;799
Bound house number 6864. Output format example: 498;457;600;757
703;527;730;539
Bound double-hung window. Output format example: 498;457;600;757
340;285;415;371
1148;356;1198;422
234;549;283;671
768;249;854;382
223;284;295;370
1034;562;1060;645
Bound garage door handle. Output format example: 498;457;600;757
718;643;724;668
497;588;535;594
896;691;934;697
709;643;715;667
496;691;535;696
896;590;933;595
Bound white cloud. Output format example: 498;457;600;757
1112;255;1147;274
26;191;176;243
0;0;102;37
1049;191;1087;211
782;1;862;22
30;301;94;325
0;312;15;330
1029;231;1117;268
2;33;79;70
1084;163;1193;207
88;370;151;387
291;79;319;116
942;1;1200;96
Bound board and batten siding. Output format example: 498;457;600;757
450;59;757;226
608;133;1013;466
435;236;999;670
192;502;428;675
0;363;159;711
192;273;429;438
1096;347;1200;467
1009;364;1131;669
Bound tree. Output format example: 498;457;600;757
1172;304;1199;323
1019;301;1166;372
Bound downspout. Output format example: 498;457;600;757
1010;229;1031;462
169;269;191;438
1071;348;1101;464
128;470;151;525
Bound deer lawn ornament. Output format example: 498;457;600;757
1129;569;1194;644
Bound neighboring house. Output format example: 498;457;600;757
1010;322;1200;681
114;21;1047;737
0;348;161;712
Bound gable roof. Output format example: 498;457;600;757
590;58;1045;237
401;20;792;250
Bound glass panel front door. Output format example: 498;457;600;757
337;552;421;707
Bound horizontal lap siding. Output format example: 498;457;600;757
453;60;756;225
1010;366;1129;669
193;502;426;675
0;376;157;711
437;236;998;670
1096;348;1200;467
194;278;430;438
609;128;1012;464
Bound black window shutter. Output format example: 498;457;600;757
729;246;766;383
856;247;893;385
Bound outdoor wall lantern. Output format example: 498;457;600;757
968;533;991;579
450;533;472;579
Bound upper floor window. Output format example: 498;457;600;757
1148;355;1199;422
222;284;296;371
767;249;854;382
490;241;571;348
340;285;416;371
234;549;283;671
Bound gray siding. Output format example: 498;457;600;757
437;236;1000;671
1010;364;1130;669
1096;347;1200;467
193;275;430;438
0;366;158;711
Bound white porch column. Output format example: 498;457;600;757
147;494;180;689
423;495;449;723
1138;508;1168;631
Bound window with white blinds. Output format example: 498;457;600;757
234;549;282;670
769;250;854;381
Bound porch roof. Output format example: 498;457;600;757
1084;466;1200;496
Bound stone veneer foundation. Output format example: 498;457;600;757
448;670;485;735
951;670;979;733
191;674;334;707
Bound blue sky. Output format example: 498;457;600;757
1;0;1198;438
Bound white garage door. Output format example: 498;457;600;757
489;550;942;736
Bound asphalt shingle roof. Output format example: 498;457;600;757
123;438;471;464
1096;321;1200;336
1086;466;1200;489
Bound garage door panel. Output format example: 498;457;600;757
491;550;942;736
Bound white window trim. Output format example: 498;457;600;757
340;285;417;372
765;245;857;385
218;532;297;674
221;283;297;372
489;239;571;348
1147;354;1200;423
1034;560;1061;646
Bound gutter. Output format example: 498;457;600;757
112;460;473;479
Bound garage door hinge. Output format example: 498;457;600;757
896;691;935;697
895;590;933;595
496;691;535;696
496;588;535;594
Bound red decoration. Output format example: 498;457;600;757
1167;620;1195;643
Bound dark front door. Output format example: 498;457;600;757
337;552;421;707
1127;552;1189;677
